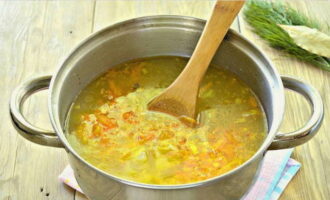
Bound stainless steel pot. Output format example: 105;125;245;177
9;16;324;200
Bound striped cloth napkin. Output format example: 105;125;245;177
59;149;300;200
243;149;301;200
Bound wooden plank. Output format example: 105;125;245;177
238;1;330;200
0;1;19;199
75;191;89;200
0;0;95;199
0;2;50;199
93;0;240;33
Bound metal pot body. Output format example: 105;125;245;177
69;152;261;200
10;16;324;200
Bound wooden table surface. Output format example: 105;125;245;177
1;0;329;199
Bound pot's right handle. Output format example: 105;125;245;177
269;76;324;150
9;76;64;148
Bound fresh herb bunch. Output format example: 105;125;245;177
244;0;330;71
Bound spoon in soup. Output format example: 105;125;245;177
148;0;245;126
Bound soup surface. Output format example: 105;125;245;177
67;56;267;185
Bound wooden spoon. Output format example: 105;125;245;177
148;0;245;126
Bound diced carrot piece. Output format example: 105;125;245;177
222;148;235;160
128;132;134;137
123;111;135;120
198;152;210;160
224;131;239;145
108;81;123;98
97;114;118;129
144;134;155;141
122;111;138;124
138;134;155;144
248;97;258;107
207;132;222;144
90;124;103;138
178;137;187;145
121;152;132;160
82;114;90;121
171;123;180;128
184;160;198;168
158;131;174;140
100;137;110;145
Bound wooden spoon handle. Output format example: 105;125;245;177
172;0;245;90
148;0;244;121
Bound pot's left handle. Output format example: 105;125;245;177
9;76;64;148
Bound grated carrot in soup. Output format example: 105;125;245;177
66;56;267;185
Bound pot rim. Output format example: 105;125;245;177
48;15;285;190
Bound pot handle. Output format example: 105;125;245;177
269;76;324;150
9;76;64;148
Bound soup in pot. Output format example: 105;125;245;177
66;56;267;185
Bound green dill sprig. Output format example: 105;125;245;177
244;0;330;71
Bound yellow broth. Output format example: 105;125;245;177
66;56;267;185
